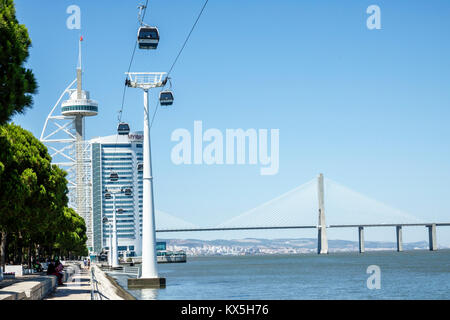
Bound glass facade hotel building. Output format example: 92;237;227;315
90;127;144;257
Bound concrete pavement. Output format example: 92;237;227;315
0;263;78;300
45;265;91;300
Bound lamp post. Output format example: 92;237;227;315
105;185;133;269
102;216;113;267
125;72;166;288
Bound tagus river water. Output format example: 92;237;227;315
108;250;450;300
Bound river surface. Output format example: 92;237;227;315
107;250;450;300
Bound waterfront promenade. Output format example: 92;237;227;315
0;262;91;300
44;265;91;300
1;262;135;300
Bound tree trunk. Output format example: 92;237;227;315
16;232;24;265
13;234;18;264
27;242;32;268
35;244;39;261
0;230;7;272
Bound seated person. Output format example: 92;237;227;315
33;261;43;272
46;262;56;275
46;261;63;285
55;260;64;285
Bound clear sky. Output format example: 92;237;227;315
12;0;450;245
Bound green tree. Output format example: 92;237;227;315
0;123;69;267
55;207;88;259
0;0;37;124
0;123;44;266
24;164;70;264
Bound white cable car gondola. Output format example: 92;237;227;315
117;122;130;135
117;208;124;214
105;190;112;200
138;26;159;50
159;91;174;106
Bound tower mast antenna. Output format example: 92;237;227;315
78;36;83;70
77;36;83;99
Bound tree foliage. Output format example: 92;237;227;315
55;207;89;258
0;124;88;266
0;1;87;266
0;0;37;124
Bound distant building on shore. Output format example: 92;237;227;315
90;125;143;257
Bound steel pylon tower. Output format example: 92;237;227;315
126;72;165;280
40;37;98;253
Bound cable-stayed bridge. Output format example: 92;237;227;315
154;174;450;253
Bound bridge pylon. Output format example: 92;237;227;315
317;173;329;254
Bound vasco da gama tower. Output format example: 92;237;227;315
40;37;98;253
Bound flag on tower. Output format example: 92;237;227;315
80;36;84;41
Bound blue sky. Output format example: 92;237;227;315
12;0;450;244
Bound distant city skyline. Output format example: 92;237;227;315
12;0;450;245
162;238;447;257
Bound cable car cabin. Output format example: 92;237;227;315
138;27;159;50
117;122;130;135
110;172;119;182
137;163;143;172
122;188;132;196
117;208;124;214
159;91;174;106
105;192;112;200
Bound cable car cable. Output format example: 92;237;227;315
150;0;209;129
166;0;209;78
119;0;149;123
110;0;150;184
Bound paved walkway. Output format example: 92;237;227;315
45;266;91;300
0;277;23;290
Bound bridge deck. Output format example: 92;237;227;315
155;223;450;233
